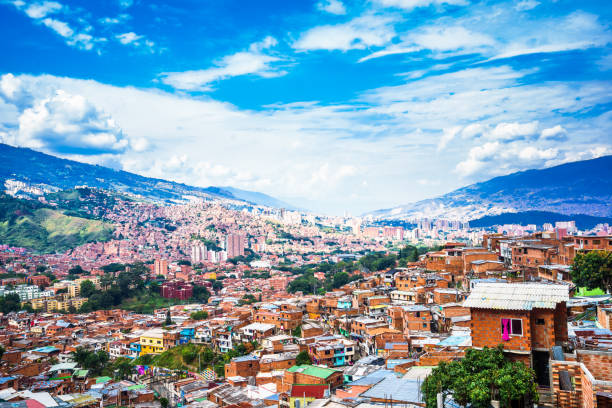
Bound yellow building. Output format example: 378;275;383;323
70;298;86;310
139;328;165;355
68;284;80;298
31;298;46;311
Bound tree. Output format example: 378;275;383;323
332;272;350;289
295;350;312;365
211;280;223;293
165;309;173;326
159;398;169;408
100;274;114;290
68;265;85;275
113;357;133;380
421;346;538;408
190;311;209;320
80;280;96;298
0;294;22;314
571;251;612;294
292;325;302;338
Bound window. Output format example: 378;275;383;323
536;318;545;325
416;311;421;318
501;318;523;337
423;323;427;328
593;240;601;245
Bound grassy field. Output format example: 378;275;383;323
119;292;190;314
136;344;216;372
0;207;113;253
576;287;606;296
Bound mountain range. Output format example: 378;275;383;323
368;155;612;221
1;143;610;222
0;143;296;209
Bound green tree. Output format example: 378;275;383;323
159;397;169;408
190;311;209;320
571;251;612;294
211;280;223;293
80;280;96;298
165;309;173;326
421;346;538;408
292;325;302;338
68;265;85;275
295;350;312;365
0;293;22;314
113;357;134;380
332;272;350;288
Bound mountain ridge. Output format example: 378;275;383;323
0;143;296;209
367;155;612;221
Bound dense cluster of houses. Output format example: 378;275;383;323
0;233;610;408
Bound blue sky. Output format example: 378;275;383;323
0;0;611;214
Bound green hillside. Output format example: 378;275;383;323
0;193;114;253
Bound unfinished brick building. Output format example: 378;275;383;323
464;282;569;387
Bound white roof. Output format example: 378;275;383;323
241;323;276;332
463;283;569;311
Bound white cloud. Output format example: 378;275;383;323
455;142;560;177
161;37;284;91
116;32;142;45
316;0;346;15
360;25;494;61
410;26;495;51
293;15;397;52
373;0;468;10
488;121;539;142
41;17;73;38
514;0;540;11
115;32;154;51
1;64;611;214
488;11;611;61
540;125;567;141
118;0;133;9
24;1;61;18
9;90;128;156
9;1;104;51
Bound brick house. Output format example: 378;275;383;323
464;282;569;386
572;235;612;252
224;355;260;378
281;365;343;392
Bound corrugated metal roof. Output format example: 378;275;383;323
463;283;568;310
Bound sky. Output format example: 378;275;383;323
0;0;611;215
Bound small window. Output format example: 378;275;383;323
536;318;545;325
501;318;523;337
416;311;421;318
423;323;427;328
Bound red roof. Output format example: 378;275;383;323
290;384;329;399
26;399;46;408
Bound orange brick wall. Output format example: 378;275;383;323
531;309;556;350
597;307;612;331
471;309;531;352
578;350;612;382
551;360;582;408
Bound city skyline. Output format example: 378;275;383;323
0;0;611;214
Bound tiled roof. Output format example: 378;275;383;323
463;283;568;310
